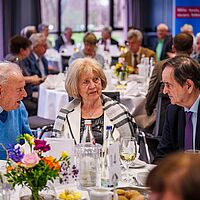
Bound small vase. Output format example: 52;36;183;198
19;182;56;200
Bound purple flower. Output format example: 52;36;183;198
34;139;51;152
7;144;24;162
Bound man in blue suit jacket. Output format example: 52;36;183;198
21;33;49;116
155;56;200;160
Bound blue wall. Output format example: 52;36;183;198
173;0;200;35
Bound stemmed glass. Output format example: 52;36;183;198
120;137;137;181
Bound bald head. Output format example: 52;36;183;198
0;62;26;111
0;62;23;85
157;23;169;39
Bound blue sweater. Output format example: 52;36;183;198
0;102;31;159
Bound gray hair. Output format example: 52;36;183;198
20;25;36;38
157;23;168;31
65;57;107;99
38;24;48;32
29;33;47;48
0;62;22;85
180;24;193;33
102;26;112;35
196;32;200;40
127;29;143;42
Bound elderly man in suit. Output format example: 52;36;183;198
121;29;156;74
143;33;194;136
55;27;75;52
153;23;173;61
20;33;49;116
22;33;49;78
155;56;200;160
98;26;119;51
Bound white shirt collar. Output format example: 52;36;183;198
0;106;3;113
33;52;39;60
184;95;200;113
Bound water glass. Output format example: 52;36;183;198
75;143;101;188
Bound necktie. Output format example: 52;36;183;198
0;110;8;123
133;54;138;67
104;40;108;51
185;111;193;150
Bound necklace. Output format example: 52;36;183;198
82;109;97;118
82;107;103;118
81;99;103;118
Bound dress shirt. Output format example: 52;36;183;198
156;39;164;61
0;106;3;113
33;52;46;77
62;34;72;46
104;39;111;51
184;95;200;149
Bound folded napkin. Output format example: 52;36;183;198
124;81;140;96
44;73;65;90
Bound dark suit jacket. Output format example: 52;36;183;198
21;52;49;97
155;103;200;160
153;35;173;61
54;36;75;51
21;52;49;78
98;38;119;46
146;59;170;116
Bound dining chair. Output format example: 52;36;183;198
102;91;120;102
28;116;55;139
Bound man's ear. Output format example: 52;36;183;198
186;79;194;93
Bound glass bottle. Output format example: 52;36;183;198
81;120;95;145
101;126;115;187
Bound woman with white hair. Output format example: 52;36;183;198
53;57;135;144
192;32;200;63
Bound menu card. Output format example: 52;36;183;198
108;142;121;185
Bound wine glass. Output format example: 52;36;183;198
120;137;137;181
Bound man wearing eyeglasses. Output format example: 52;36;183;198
155;55;200;160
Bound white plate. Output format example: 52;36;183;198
130;159;146;169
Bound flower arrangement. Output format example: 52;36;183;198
114;57;134;79
4;134;76;200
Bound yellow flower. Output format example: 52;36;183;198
61;151;69;159
24;134;34;145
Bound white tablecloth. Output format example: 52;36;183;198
37;83;69;120
0;160;155;200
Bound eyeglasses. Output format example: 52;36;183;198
80;77;101;87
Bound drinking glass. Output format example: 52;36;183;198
120;137;137;181
118;71;128;87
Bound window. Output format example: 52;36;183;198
113;0;125;28
61;0;85;32
88;0;110;31
41;0;58;32
41;0;126;44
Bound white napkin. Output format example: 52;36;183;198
124;81;140;96
43;74;65;90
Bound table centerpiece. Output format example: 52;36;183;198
4;134;75;200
